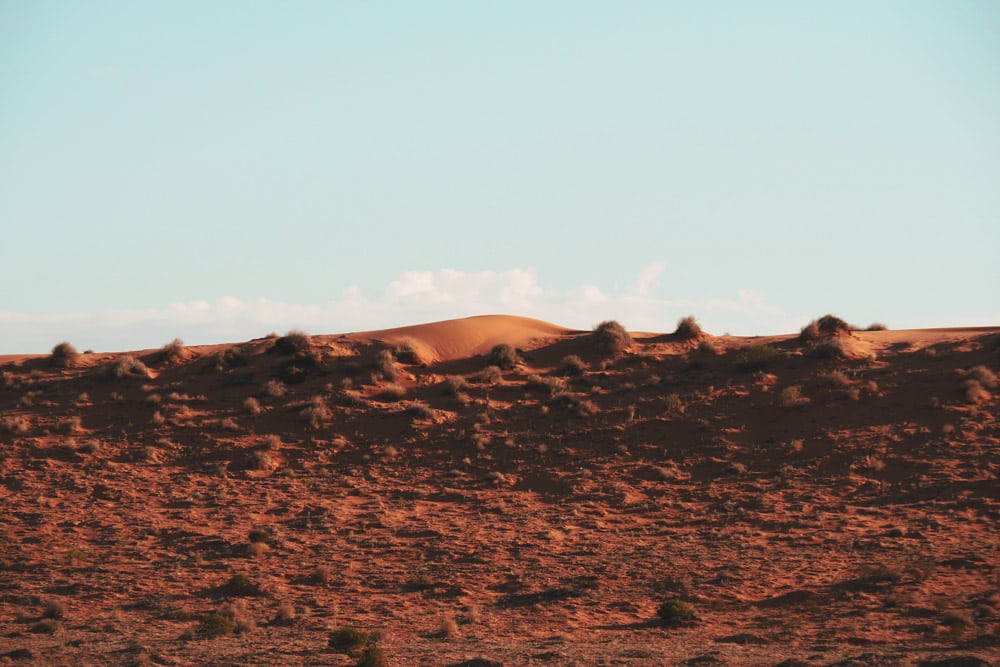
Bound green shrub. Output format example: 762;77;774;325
355;645;389;667
198;611;235;637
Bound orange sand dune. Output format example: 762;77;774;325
345;314;574;363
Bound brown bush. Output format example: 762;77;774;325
374;349;398;381
593;320;632;356
106;355;151;380
271;330;311;355
673;316;703;339
50;342;79;368
489;344;519;371
158;338;185;364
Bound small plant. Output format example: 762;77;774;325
271;330;311;355
657;598;694;626
106;355;151;380
816;314;851;335
30;618;60;634
673;316;703;339
558;355;586;377
198;611;235;637
355;645;389;667
442;375;468;396
778;385;809;407
393;338;420;365
479;365;503;385
248;528;271;544
376;384;407;402
158;338;185;364
374;349;398;381
328;626;370;655
663;393;685;415
964;379;990;404
525;374;565;396
966;365;998;389
735;345;779;371
42;599;66;619
50;342;79;368
273;602;296;625
300;396;332;428
809;338;849;360
244;397;262;414
221;573;262;596
593;320;632;356
404;401;436;420
865;322;888;331
489;344;519;371
261;379;287;398
549;392;599;417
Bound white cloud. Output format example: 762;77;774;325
1;265;804;353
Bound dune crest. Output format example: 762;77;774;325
348;314;573;363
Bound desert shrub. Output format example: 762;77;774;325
0;415;30;434
488;343;519;371
967;365;998;389
377;384;406;402
663;393;685;415
593;320;632;356
30;618;59;634
735;345;779;371
479;365;503;385
404;401;436;420
393;339;420;365
820;370;852;387
657;598;693;626
248;528;271;544
158;338;185;364
866;322;888;331
816;314;850;336
273;602;296;625
214;347;249;371
220;417;240;431
799;320;820;341
442;375;468;396
260;379;287;398
558;355;586;377
964;379;989;404
779;385;808;407
374;349;398;381
198;611;235;637
243;397;262;414
328;626;370;655
42;600;66;619
525;374;565;396
106;355;151;380
270;330;311;355
549;392;599;417
50;342;79;368
673;316;703;339
809;338;849;360
300;396;332;428
355;645;389;667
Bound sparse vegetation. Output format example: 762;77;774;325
779;385;809;407
593;320;632;356
328;626;371;655
261;379;287;398
479;365;503;385
866;322;888;331
300;396;332;428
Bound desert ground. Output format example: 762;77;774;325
1;314;997;666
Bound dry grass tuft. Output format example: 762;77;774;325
158;338;185;364
106;355;151;380
374;349;398;381
271;330;311;356
778;385;809;407
593;320;632;357
558;355;586;377
673;316;703;339
488;344;519;371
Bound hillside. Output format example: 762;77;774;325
1;315;998;666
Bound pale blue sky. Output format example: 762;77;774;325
1;1;998;352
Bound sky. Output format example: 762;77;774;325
1;1;998;353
